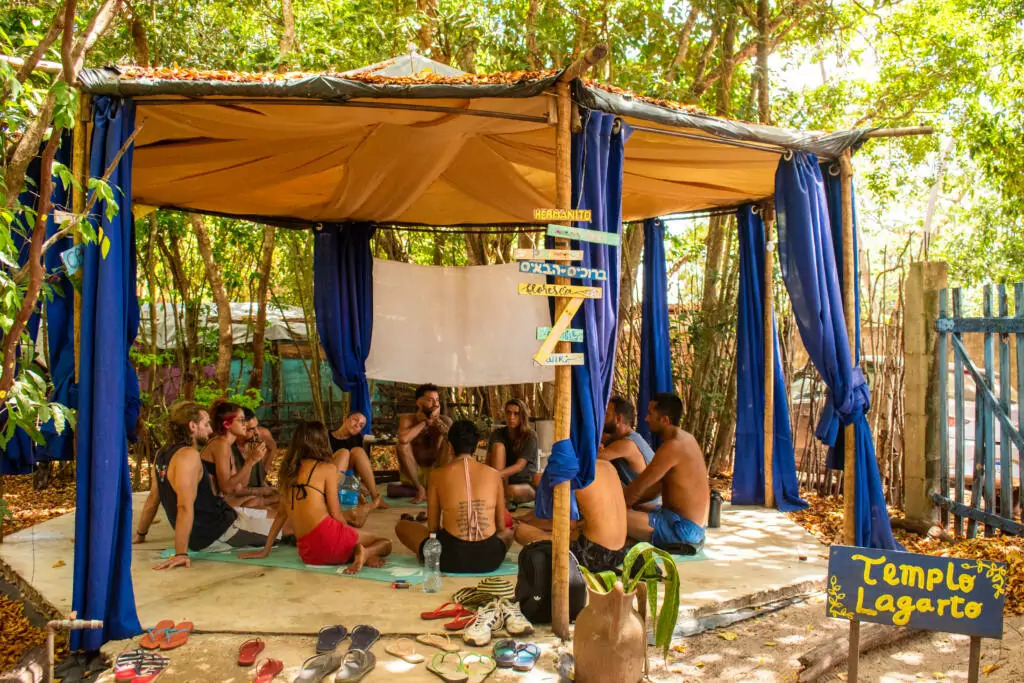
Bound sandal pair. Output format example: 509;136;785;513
427;652;496;683
139;620;193;650
492;639;540;672
114;649;170;682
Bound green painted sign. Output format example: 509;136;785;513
546;223;621;246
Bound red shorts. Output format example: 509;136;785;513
297;516;359;565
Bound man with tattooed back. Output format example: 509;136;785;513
395;420;512;573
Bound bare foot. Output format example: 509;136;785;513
344;545;366;574
364;554;386;569
373;495;389;510
411;487;427;505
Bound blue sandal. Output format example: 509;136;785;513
491;639;516;668
512;643;540;672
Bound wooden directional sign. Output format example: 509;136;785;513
534;297;583;364
546;224;621;247
513;248;583;262
537;327;584;342
518;283;602;299
535;352;584;366
826;546;1006;638
518;261;608;281
533;208;592;222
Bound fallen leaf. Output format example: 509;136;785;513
718;631;738;641
695;662;705;668
671;644;687;653
52;560;65;568
764;642;777;647
983;664;1001;675
933;673;946;679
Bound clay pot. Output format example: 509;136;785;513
573;581;646;683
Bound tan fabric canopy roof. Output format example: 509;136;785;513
80;59;860;226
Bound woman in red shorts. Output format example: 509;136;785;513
239;422;391;573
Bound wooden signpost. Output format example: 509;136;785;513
826;546;1006;682
537;327;584;343
533;297;583;364
533;208;592;222
518;282;602;299
518;260;608;281
546;223;621;246
513;248;583;261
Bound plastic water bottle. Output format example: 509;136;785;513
422;533;443;593
339;470;360;509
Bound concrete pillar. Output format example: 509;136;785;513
903;261;948;524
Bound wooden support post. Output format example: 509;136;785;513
762;204;775;508
967;636;981;683
839;150;857;546
72;93;91;384
847;620;860;683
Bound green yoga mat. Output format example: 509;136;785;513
671;549;708;563
382;496;427;507
160;547;519;584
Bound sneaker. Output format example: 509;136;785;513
463;600;505;646
500;599;534;636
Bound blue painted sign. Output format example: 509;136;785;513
537;326;584;342
826;546;1006;638
518;261;608;281
61;244;84;277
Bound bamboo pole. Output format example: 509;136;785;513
762;203;775;508
839;149;857;545
73;94;91;384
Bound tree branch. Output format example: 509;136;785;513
666;4;701;83
15;9;66;82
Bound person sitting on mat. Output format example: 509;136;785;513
395;420;513;574
392;383;453;504
330;411;387;509
239;421;392;573
624;392;709;553
201;400;284;538
153;401;278;569
600;396;657;503
229;406;279;508
514;458;628;573
486;398;541;503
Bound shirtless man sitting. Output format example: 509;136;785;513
514;458;628;573
624;392;709;553
395;420;513;574
152;402;276;569
394;383;453;504
601;396;656;489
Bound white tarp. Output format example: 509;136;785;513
138;302;309;349
365;259;555;387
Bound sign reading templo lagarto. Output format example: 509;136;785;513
826;546;1007;638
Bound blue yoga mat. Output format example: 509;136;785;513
160;546;519;584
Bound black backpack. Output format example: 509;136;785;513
514;540;587;624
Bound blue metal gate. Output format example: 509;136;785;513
934;283;1023;537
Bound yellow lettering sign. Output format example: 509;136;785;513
855;587;878;616
533;208;592;222
517;283;603;299
852;554;887;586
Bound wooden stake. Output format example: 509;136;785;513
847;620;860;683
839;150;857;545
967;636;981;683
72;94;90;385
550;78;573;641
763;204;775;508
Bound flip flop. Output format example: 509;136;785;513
334;649;376;682
462;654;497;683
421;602;472;620
347;625;380;652
114;649;147;679
512;643;540;672
139;620;174;649
132;653;170;683
415;634;460;653
400;513;416;522
426;652;468;683
316;625;348;653
295;652;342;681
252;658;283;683
384;638;425;663
159;621;194;650
491;640;516;668
238;638;265;666
443;614;476;631
415;511;428;522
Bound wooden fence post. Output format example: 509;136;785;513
903;261;948;525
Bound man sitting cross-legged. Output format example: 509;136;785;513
514;458;628;573
601;396;656;490
152;401;276;569
392;383;453;504
395;420;513;574
624;392;710;553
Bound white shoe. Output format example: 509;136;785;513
463;600;504;646
500;598;534;636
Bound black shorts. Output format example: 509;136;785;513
419;529;508;574
570;535;627;573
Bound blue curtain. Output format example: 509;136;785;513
313;222;375;432
636;218;673;448
732;205;807;511
72;96;142;649
1;135;74;473
774;152;899;550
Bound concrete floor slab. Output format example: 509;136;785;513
0;495;826;641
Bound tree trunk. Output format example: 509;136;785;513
157;234;197;398
666;5;701;83
129;2;150;66
716;11;738;116
249;224;276;391
525;0;540;68
278;0;296;72
756;0;770;124
191;213;233;390
417;0;438;55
